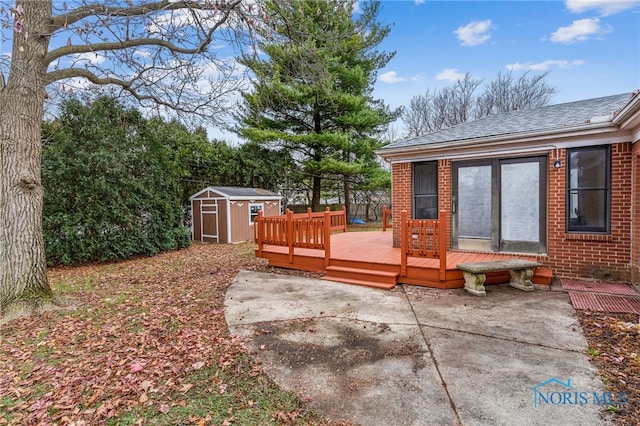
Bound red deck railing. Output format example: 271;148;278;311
254;207;347;267
382;205;392;231
400;210;447;281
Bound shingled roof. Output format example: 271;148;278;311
379;92;634;154
190;186;281;200
210;186;280;198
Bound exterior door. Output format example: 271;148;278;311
452;157;547;254
200;200;219;243
453;162;493;251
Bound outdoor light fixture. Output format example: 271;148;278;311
553;147;562;169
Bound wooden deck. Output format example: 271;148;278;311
256;230;553;290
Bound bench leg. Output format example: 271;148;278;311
463;271;486;296
509;268;535;291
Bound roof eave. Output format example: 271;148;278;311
613;91;640;131
376;122;621;162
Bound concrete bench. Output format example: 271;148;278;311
456;259;542;296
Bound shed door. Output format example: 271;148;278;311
452;157;547;254
201;200;218;243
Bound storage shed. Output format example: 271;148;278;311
190;186;282;243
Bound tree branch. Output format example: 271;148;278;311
46;31;220;64
50;0;243;32
45;1;243;65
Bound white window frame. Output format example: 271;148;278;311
249;203;264;224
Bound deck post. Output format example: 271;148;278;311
438;210;447;281
341;206;347;232
324;209;331;267
256;210;264;257
287;209;294;264
307;207;312;218
400;210;408;276
382;205;388;231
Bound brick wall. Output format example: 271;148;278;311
391;162;412;247
390;143;635;282
633;143;640;283
543;144;633;281
438;160;452;249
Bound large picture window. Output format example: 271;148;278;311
413;162;438;219
567;146;610;233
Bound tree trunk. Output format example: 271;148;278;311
311;175;321;212
0;1;53;315
343;175;351;222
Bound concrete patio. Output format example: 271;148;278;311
225;271;614;426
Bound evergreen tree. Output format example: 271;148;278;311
42;98;191;265
236;0;398;215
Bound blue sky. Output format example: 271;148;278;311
2;0;637;142
370;0;640;128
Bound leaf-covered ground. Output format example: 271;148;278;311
0;243;332;425
577;311;640;426
1;242;638;425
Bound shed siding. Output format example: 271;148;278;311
218;199;229;243
263;200;281;217
230;201;251;242
192;199;202;241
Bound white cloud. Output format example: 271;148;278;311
379;70;422;84
454;20;492;46
435;68;466;81
74;52;107;65
506;59;586;71
550;18;609;43
565;0;640;16
414;0;426;4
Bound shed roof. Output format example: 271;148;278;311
378;92;635;156
190;186;281;200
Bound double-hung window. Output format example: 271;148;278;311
413;162;438;219
567;146;610;233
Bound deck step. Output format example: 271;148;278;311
322;265;398;290
532;267;554;286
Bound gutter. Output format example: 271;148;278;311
612;90;640;131
376;121;626;163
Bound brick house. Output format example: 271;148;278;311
377;91;640;284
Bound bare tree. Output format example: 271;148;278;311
403;89;433;137
475;70;557;117
402;71;556;136
0;0;264;319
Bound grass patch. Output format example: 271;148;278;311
116;354;318;425
0;243;340;426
